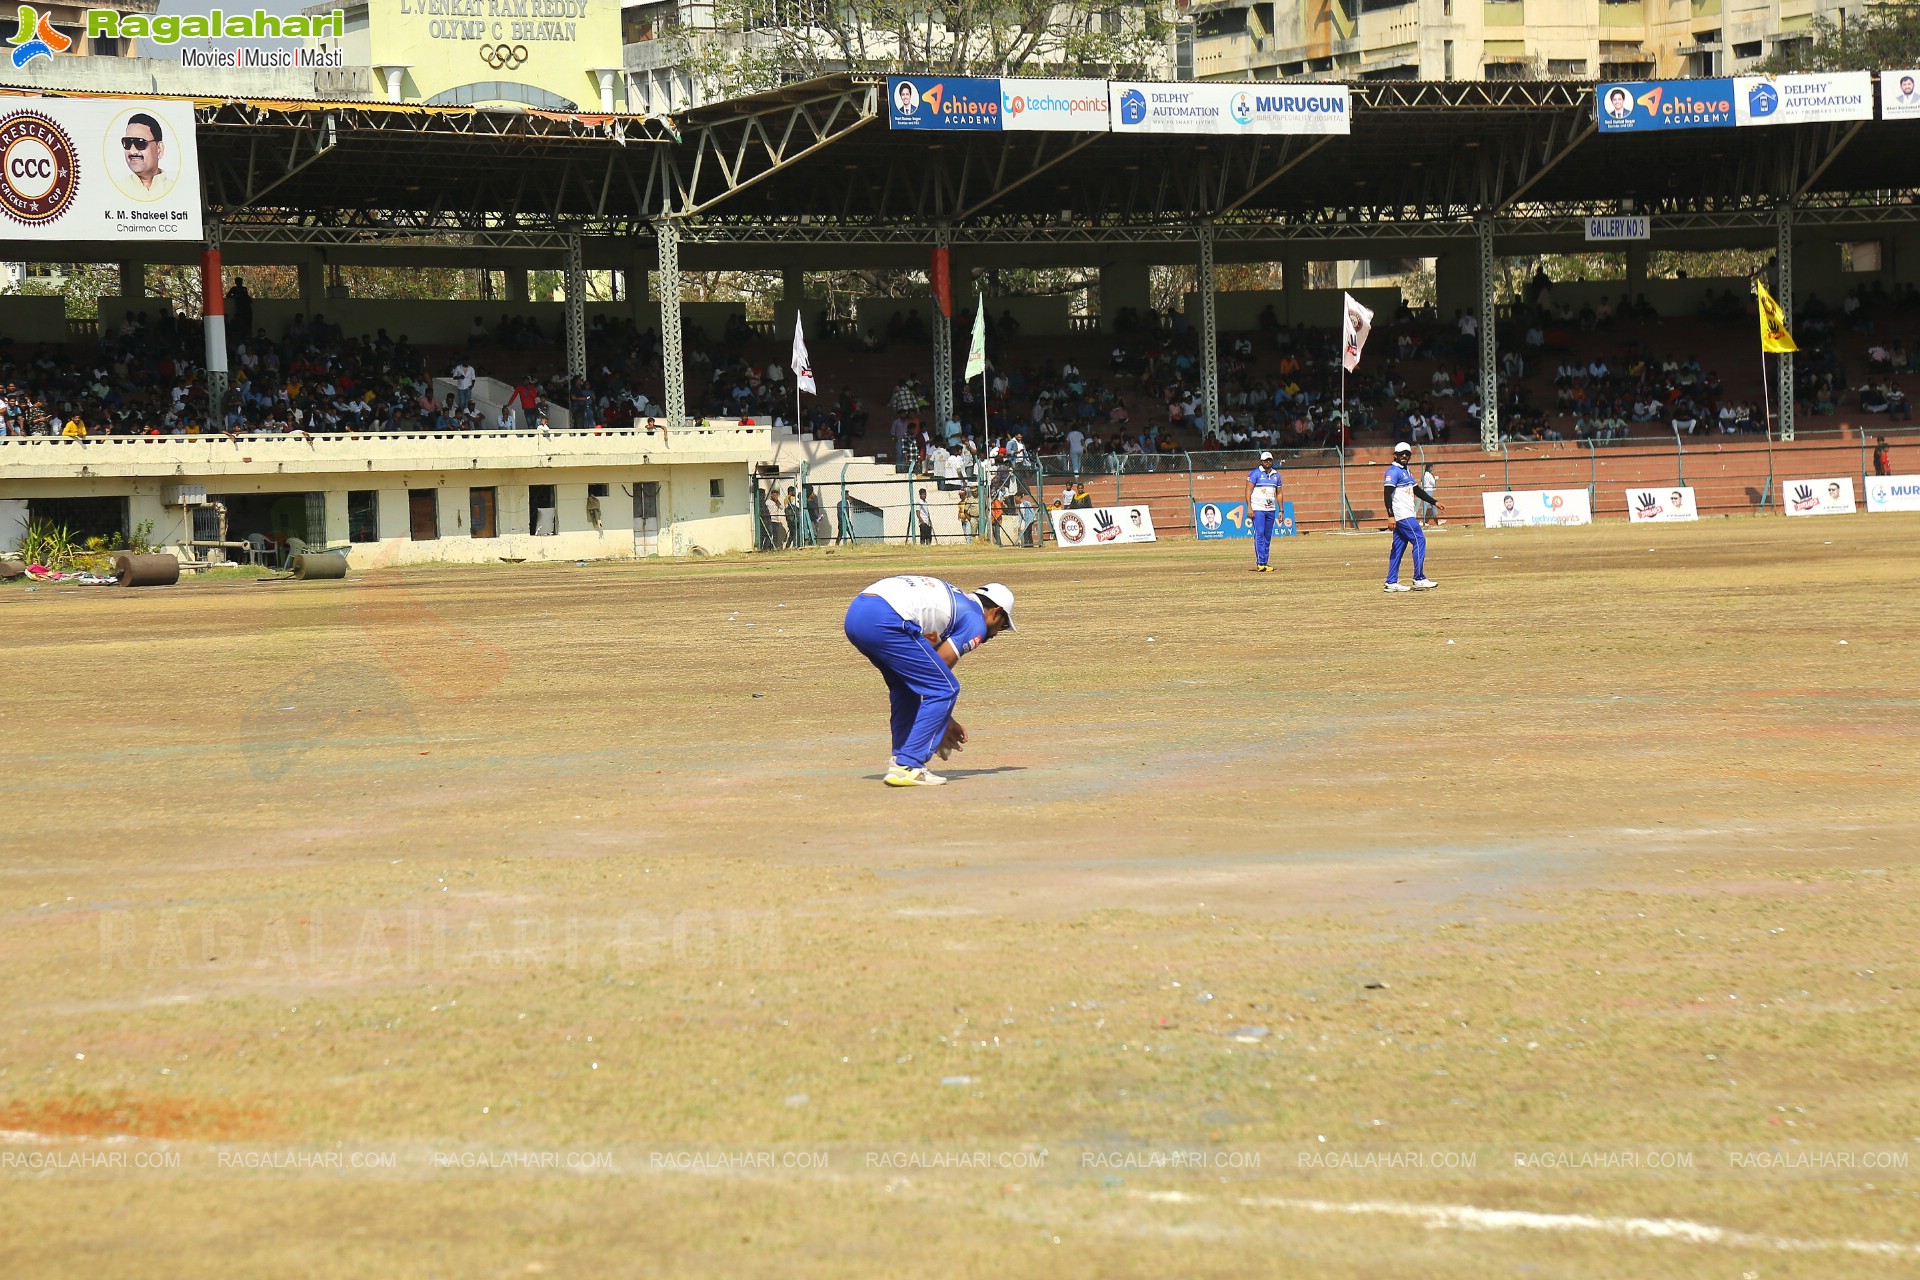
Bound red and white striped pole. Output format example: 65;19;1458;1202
201;246;227;426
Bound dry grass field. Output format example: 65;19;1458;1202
2;515;1917;1278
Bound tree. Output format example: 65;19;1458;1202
678;0;1174;99
1761;5;1920;72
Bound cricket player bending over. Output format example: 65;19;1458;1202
1383;442;1444;592
843;575;1017;787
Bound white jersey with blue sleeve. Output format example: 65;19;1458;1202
1246;464;1282;511
862;576;989;655
1384;463;1418;521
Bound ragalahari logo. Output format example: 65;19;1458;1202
9;5;73;68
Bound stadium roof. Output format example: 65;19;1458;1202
11;75;1920;260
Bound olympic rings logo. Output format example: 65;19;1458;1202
479;44;528;70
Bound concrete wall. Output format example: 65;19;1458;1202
216;300;746;349
1183;286;1404;330
853;295;1077;339
0;296;70;343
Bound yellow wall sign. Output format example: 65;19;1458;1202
336;0;623;112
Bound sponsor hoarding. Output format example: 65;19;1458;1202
1192;499;1296;538
1782;477;1857;516
1625;486;1699;522
888;76;1004;130
1052;504;1158;547
1109;82;1350;135
1596;80;1736;132
1735;72;1874;126
1000;78;1109;131
1882;69;1920;120
1481;489;1594;528
1864;475;1920;512
0;98;201;241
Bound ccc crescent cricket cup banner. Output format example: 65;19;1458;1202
1782;477;1857;516
1109;82;1350;135
1481;489;1594;528
1052;505;1158;547
0;99;201;241
1625;486;1699;522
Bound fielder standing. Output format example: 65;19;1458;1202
1246;450;1283;573
843;575;1017;787
1383;442;1442;592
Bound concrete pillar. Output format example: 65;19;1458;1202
506;270;530;304
1098;262;1151;332
298;258;324;313
1283;252;1304;325
1625;243;1648;306
118;261;145;296
1435;249;1478;325
201;232;228;423
776;265;805;339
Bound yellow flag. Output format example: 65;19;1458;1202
1756;282;1797;354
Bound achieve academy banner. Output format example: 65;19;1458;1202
0;98;202;241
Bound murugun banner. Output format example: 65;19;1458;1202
0;98;202;241
1108;82;1350;136
1864;474;1920;513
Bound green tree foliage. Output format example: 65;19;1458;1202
1761;5;1920;72
678;0;1173;98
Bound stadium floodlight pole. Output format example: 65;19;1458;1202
656;216;685;433
1476;212;1499;453
1197;220;1220;447
1776;200;1796;442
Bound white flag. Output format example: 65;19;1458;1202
790;311;816;395
1340;292;1374;373
963;293;987;381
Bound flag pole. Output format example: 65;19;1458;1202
1760;349;1772;442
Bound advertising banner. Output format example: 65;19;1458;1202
1053;504;1158;547
1109;82;1350;136
1000;78;1110;131
1864;475;1920;512
1625;486;1700;522
1882;69;1920;120
1596;80;1736;132
1782;477;1857;516
1734;72;1874;126
1192;499;1295;538
0;98;201;241
888;76;1004;130
1481;489;1594;528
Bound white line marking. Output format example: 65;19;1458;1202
1236;1197;1920;1259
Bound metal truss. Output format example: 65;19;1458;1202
657;218;686;431
1197;222;1219;440
1353;81;1592;111
666;82;879;216
932;225;954;429
563;233;587;381
1477;214;1498;454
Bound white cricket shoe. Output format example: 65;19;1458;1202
1383;582;1413;593
1413;578;1438;590
884;764;948;787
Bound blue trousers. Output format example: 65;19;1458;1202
1387;517;1426;584
843;594;959;769
1251;509;1277;566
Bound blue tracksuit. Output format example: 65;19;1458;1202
843;577;987;769
1247;465;1282;566
1384;462;1426;583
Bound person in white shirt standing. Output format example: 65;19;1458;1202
451;358;476;411
1066;426;1086;476
1383;442;1443;592
1245;450;1283;573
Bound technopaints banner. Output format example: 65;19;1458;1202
1000;78;1109;131
0;98;201;241
1481;489;1593;528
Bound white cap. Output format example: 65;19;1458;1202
1393;441;1413;454
976;582;1017;631
1259;450;1273;461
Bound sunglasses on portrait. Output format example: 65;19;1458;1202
121;137;154;151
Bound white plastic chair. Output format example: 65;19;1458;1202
244;533;274;567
